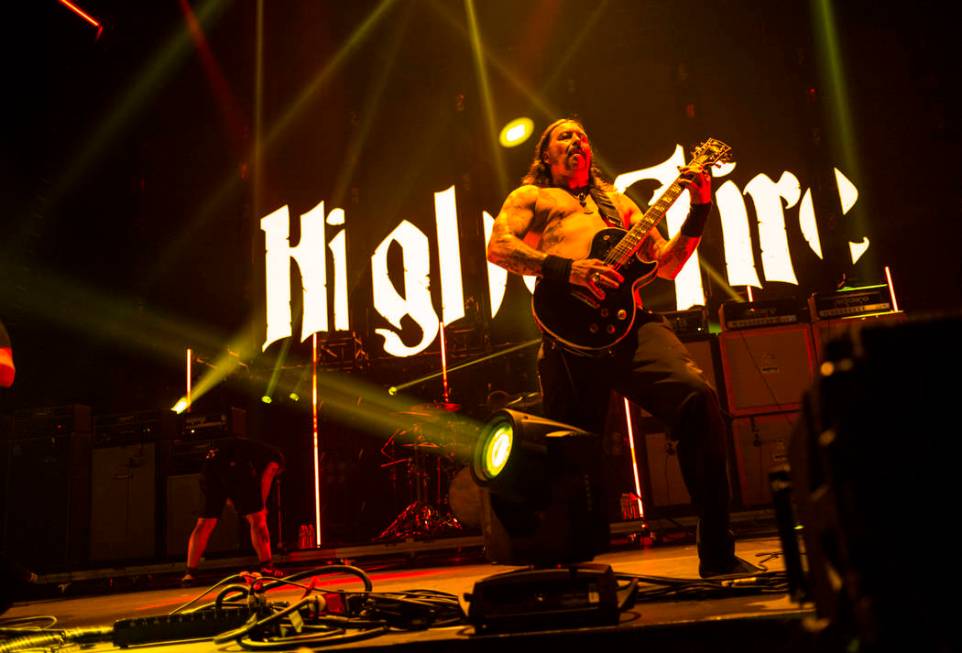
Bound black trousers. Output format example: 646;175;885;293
537;313;734;565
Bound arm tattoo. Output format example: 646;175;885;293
657;234;700;279
487;186;547;276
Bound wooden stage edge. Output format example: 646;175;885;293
33;509;778;586
5;524;825;653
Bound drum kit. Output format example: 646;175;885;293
375;391;541;541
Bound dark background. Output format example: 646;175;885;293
2;0;959;426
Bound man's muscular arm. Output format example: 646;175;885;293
486;185;547;276
488;186;624;298
652;228;703;280
622;166;712;281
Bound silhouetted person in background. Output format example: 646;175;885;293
182;437;284;585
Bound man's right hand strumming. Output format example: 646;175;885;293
569;258;623;300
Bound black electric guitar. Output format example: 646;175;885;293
532;138;733;352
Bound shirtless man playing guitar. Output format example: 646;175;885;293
487;118;759;577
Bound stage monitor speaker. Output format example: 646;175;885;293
89;443;156;562
165;473;241;558
680;335;723;392
2;432;91;572
784;315;961;650
719;324;815;416
731;411;799;507
811;312;907;363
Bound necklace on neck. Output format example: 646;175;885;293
564;185;593;213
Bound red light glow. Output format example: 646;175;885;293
58;0;103;37
312;334;322;547
623;398;645;520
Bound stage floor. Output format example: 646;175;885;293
4;535;816;652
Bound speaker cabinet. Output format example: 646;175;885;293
642;428;692;509
719;325;815;416
811;312;908;363
165;473;241;558
89;443;156;562
2;432;91;571
680;336;722;394
731;411;799;507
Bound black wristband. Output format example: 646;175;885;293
681;202;711;237
542;254;573;283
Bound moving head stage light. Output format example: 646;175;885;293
465;409;617;633
469;409;610;566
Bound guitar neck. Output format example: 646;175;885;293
606;177;688;264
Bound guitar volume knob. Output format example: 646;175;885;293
606;325;616;334
589;324;599;334
600;308;610;318
617;309;627;320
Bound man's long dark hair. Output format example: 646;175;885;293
521;118;613;191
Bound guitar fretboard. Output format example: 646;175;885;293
600;137;731;270
603;178;687;268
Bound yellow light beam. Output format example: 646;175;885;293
540;1;608;94
330;3;413;208
148;0;400;284
177;324;258;405
263;0;400;157
811;0;872;268
702;257;747;302
47;0;231;211
0;259;230;362
253;0;265;218
263;334;292;399
389;338;540;395
464;0;509;197
430;0;625;181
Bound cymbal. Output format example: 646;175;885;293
409;401;461;413
394;410;438;420
507;392;541;409
401;442;441;449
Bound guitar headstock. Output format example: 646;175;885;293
690;138;734;168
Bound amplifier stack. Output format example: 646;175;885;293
623;293;904;518
1;405;92;572
1;405;250;570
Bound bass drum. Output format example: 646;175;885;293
447;466;483;529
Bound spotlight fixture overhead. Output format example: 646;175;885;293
498;117;534;148
261;395;273;404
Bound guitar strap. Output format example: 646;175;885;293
589;186;623;228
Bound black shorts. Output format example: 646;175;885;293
200;456;263;518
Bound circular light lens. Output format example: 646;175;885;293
499;117;534;148
480;422;513;479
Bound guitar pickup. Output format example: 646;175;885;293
572;289;601;309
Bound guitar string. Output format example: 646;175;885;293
600;147;724;269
